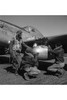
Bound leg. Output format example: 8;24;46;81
23;64;34;80
55;68;65;78
55;62;65;77
14;54;22;75
12;61;19;75
23;64;40;80
48;64;59;72
47;63;64;77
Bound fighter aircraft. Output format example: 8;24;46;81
0;19;44;54
0;19;67;61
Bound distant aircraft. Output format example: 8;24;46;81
0;19;67;61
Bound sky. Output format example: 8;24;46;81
0;16;67;37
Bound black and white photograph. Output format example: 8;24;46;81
0;15;67;84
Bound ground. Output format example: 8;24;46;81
0;55;67;84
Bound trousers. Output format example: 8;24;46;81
48;62;65;72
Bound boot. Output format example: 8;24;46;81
55;68;65;78
30;66;41;74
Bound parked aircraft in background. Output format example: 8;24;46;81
0;19;67;61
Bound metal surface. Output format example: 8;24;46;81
33;45;48;60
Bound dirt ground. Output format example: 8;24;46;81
0;55;67;84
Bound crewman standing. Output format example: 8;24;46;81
9;30;23;75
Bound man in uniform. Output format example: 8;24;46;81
47;44;65;77
9;30;23;75
21;41;41;78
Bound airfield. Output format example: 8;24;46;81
0;55;67;85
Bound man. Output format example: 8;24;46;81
47;44;65;77
9;30;23;75
20;41;41;78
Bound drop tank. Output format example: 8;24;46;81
33;45;48;60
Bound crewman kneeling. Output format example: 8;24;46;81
20;42;41;79
47;44;65;77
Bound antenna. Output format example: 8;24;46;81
0;19;30;33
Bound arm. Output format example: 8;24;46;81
21;41;33;53
21;41;31;49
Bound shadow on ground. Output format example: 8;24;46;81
4;66;15;73
4;65;28;80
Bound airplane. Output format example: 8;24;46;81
0;19;67;61
0;19;44;54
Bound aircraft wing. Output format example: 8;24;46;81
0;20;44;43
0;20;44;55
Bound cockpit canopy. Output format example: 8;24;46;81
23;26;44;40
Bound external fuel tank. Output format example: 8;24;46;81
33;45;48;60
